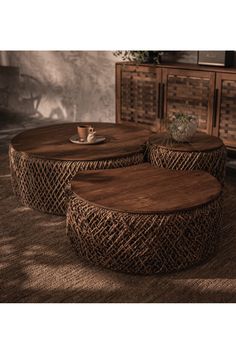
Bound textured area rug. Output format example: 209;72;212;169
1;113;236;303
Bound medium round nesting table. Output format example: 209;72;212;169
147;132;227;184
66;164;222;274
9;122;150;215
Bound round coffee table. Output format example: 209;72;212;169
9;123;150;215
147;132;226;184
66;164;222;274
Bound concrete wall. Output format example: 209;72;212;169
1;51;117;123
162;51;199;64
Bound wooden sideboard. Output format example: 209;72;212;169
116;62;236;150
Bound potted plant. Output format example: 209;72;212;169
113;51;164;64
167;112;198;142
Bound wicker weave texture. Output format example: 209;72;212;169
66;193;223;274
148;144;226;184
9;145;144;215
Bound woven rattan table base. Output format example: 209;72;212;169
9;145;144;215
66;193;223;274
148;145;227;184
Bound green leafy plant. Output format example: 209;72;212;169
113;51;164;64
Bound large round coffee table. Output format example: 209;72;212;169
66;164;222;274
9;123;150;215
147;132;226;184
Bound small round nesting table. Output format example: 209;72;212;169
9;123;150;215
66;164;222;274
147;132;227;184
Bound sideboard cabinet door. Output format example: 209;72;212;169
215;73;236;149
162;68;215;134
116;64;162;128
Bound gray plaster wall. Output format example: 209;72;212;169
1;51;117;123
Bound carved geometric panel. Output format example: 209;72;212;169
120;67;160;126
165;74;211;133
219;80;236;145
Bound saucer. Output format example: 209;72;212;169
69;135;106;145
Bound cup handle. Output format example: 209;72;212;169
89;127;95;133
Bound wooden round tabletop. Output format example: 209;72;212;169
148;131;223;152
11;123;151;161
71;164;221;214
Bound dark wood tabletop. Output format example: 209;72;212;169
10;122;151;161
148;132;223;152
71;164;221;214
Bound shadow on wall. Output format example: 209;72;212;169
1;51;117;123
161;51;198;64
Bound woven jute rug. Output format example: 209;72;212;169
1;116;236;303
